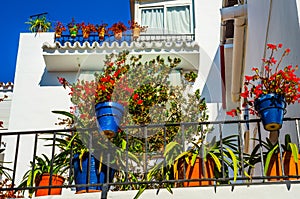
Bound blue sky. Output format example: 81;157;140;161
0;0;130;83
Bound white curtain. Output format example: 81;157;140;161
166;6;191;34
141;8;164;33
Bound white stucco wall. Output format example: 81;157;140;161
194;0;225;122
9;33;72;131
0;91;13;131
4;33;73;184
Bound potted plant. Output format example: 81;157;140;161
67;18;79;38
247;134;300;181
96;23;108;41
54;21;66;38
19;153;68;197
25;15;51;33
128;20;147;40
227;43;300;131
79;22;96;39
109;21;127;40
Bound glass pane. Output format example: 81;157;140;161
166;6;191;34
141;8;164;33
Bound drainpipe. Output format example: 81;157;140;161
220;4;247;102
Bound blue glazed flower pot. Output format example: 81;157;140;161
254;93;286;131
73;153;115;193
95;102;124;137
73;153;99;193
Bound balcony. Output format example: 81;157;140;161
1;118;300;198
42;32;199;72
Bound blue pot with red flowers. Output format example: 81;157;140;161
95;102;124;137
254;93;286;131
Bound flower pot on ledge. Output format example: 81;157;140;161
254;93;286;131
95;102;124;138
114;32;123;40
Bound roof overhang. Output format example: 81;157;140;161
42;41;200;72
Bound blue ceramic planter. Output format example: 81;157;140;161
73;153;115;193
254;93;286;131
95;102;124;137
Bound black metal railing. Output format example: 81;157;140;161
0;117;300;198
54;33;195;46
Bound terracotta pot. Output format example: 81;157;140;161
114;32;123;40
55;31;62;38
83;31;90;39
266;152;300;181
35;174;64;196
132;27;140;40
98;28;106;41
177;157;214;187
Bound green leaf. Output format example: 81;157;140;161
264;144;279;175
226;147;238;182
288;143;299;163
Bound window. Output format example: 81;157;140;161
141;5;193;34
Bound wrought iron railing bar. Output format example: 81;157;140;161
238;122;246;178
87;130;92;191
218;123;225;179
125;130;129;183
277;129;285;178
2;118;300;136
48;131;57;195
68;131;74;186
181;124;186;182
296;119;300;148
144;126;148;180
0;128;77;136
257;121;266;182
11;133;20;189
162;125;167;181
28;133;38;188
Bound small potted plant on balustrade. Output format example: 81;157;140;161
54;21;66;38
95;23;108;41
128;20;147;41
108;21;127;40
227;43;300;131
67;18;79;38
25;15;51;33
78;22;96;39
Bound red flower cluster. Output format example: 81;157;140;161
227;43;300;117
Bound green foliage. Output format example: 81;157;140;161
246;134;299;175
25;16;51;33
19;153;68;197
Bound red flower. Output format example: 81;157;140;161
267;43;277;50
270;57;277;64
245;75;253;81
226;109;237;117
133;93;139;100
278;43;283;48
137;99;143;105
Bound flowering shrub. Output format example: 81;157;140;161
227;43;300;117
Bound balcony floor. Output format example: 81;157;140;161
33;183;300;199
